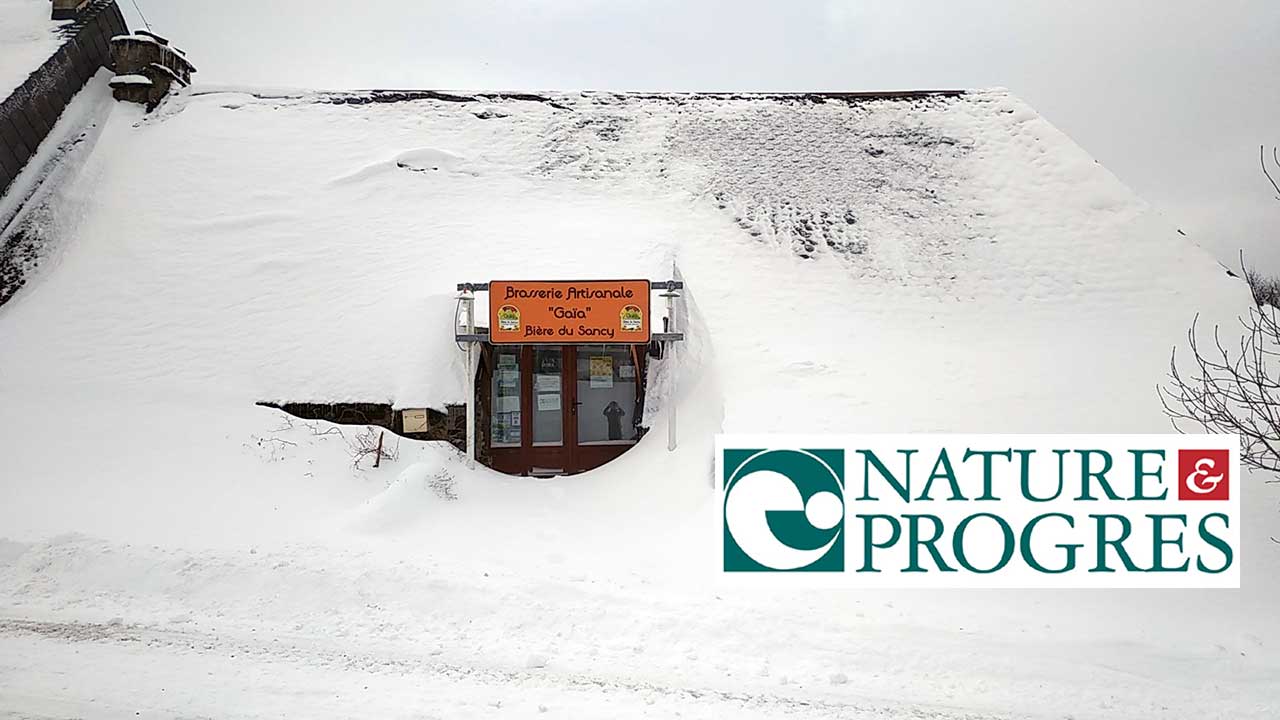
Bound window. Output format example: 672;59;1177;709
491;347;521;447
576;345;640;445
532;347;564;446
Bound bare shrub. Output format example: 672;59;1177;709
1162;147;1280;476
1249;145;1280;310
1158;301;1280;475
247;434;297;462
1244;263;1280;309
348;427;399;469
428;469;458;501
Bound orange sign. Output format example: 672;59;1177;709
489;280;651;344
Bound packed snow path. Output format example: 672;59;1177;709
1;534;1276;719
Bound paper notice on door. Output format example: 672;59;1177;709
534;374;561;392
590;356;614;388
619;364;635;379
498;369;518;388
497;395;520;413
537;393;561;412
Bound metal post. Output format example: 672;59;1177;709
661;288;681;451
458;289;477;468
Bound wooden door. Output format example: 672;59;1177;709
526;345;571;476
484;344;644;476
565;345;644;473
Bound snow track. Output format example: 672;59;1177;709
1;535;1277;719
0;540;1012;720
0;620;1008;720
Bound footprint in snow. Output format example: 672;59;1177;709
780;360;833;376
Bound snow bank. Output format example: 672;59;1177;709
331;146;486;184
0;86;1262;534
0;87;1259;524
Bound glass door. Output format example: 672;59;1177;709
573;345;641;447
531;347;565;447
488;344;641;476
528;346;567;476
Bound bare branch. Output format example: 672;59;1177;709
303;420;345;438
1160;297;1280;475
1264;145;1280;199
348;426;399;470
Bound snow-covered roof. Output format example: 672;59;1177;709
0;84;1249;433
110;33;197;74
145;62;185;85
110;33;162;45
0;81;1272;720
0;0;65;97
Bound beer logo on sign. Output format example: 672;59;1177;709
620;305;643;332
497;305;520;332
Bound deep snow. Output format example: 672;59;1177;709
1;83;1278;718
0;0;63;98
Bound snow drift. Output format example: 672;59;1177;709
1;86;1276;718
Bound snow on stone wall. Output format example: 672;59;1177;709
0;0;126;206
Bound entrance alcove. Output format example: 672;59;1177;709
475;343;652;476
460;278;686;477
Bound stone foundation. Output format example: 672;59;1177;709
258;402;468;452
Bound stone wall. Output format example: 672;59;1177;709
0;0;126;204
258;402;468;452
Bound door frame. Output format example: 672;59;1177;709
480;343;646;476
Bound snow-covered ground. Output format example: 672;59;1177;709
1;81;1278;718
0;0;63;98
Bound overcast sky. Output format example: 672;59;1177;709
123;0;1280;271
